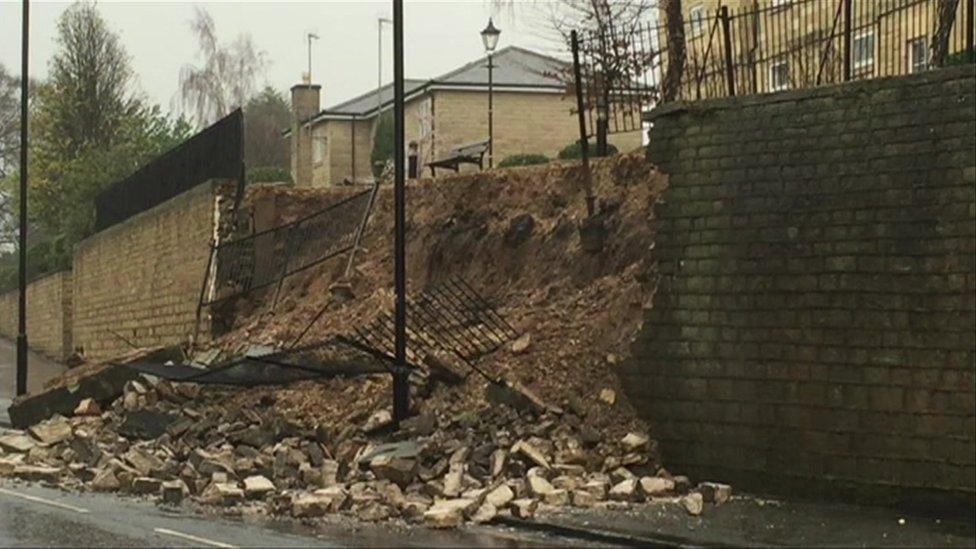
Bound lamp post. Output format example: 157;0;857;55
306;32;319;82
480;18;500;169
391;0;409;427
17;0;29;397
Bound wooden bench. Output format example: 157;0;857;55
426;140;490;176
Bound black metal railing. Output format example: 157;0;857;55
573;0;975;136
200;185;378;308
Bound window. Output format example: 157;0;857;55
769;61;790;91
313;133;326;164
689;4;705;37
853;30;875;71
907;36;928;73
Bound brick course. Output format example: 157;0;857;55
625;65;975;504
71;180;219;361
0;270;72;360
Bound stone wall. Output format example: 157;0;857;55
0;270;72;360
624;65;975;505
71;181;222;361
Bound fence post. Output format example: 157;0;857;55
571;30;596;218
720;6;736;97
842;0;852;81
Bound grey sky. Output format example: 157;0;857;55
0;1;559;120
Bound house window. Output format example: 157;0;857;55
689;4;705;37
853;30;875;71
907;36;928;73
769;60;789;91
313;134;326;164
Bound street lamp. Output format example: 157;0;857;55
480;18;500;168
17;0;29;396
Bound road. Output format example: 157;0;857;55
0;480;582;547
0;336;67;426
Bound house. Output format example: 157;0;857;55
676;0;970;99
287;46;644;187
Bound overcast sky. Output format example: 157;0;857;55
0;1;562;120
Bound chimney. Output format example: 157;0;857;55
290;81;321;187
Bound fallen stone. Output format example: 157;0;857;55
0;433;36;453
698;482;732;505
124;448;164;476
118;410;176;440
202;482;244;506
551;475;582;491
510;498;539;519
423;504;462;529
312;486;348;512
609;479;637;501
599;388;616;405
357;501;392;522
131;476;162;495
161;479;187;505
528;474;555;496
543;488;570;506
512;440;550;469
672;475;692;494
580;479;608;500
243;475;275;499
571;489;598;507
681;492;704;516
442;464;464;497
511;333;531;354
28;417;73;445
73;398;101;416
0;455;25;476
400;413;437;437
363;410;393;433
471;502;497;524
487;382;563;415
610;467;636;483
90;468;120;492
489;449;506;478
320;459;340;487
370;454;417;487
639;476;675;497
13;465;61;483
621;432;649;451
485;484;514;508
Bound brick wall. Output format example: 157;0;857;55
72;181;220;361
623;65;975;505
0;271;72;360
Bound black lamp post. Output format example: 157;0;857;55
480;18;500;169
391;0;409;427
17;0;29;397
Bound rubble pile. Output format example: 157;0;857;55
0;375;730;527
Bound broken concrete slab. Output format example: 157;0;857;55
13;465;61;483
161;479;187;505
118;410;177;440
370;454;418;487
243;475;275;499
28;417;73;445
639;476;675;497
511;440;550;469
131;476;162;495
697;481;732;505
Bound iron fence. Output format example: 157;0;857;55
94;109;244;232
199;184;378;309
573;0;975;137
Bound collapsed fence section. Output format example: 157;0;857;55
572;0;975;136
198;185;377;311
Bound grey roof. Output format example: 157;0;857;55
311;46;568;122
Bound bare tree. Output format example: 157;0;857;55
931;0;960;67
177;8;268;127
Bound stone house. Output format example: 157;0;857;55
287;46;644;187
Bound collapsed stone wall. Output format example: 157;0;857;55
623;65;976;505
71;181;230;362
0;270;73;360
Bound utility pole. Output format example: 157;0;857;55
391;0;409;427
17;0;29;396
307;32;319;82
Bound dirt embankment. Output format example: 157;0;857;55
215;153;667;438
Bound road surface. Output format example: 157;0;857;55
0;480;581;547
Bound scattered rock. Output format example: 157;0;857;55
621;432;649;451
73;398;101;416
363;410;393;433
471;502;497;524
609;479;637;501
424;503;463;529
28;417;73;445
132;476;162;495
698;482;732;505
243;475;275;499
511;333;531;354
512;440;550;469
599;388;616;405
118;410;175;440
639;476;675;497
0;433;36;453
528;474;555;496
90;468;120;492
510;498;539;519
681;492;704;516
13;465;61;483
161;480;187;505
370;454;417;487
543;488;570;505
485;484;514;508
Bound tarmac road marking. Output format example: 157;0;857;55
0;487;91;514
153;527;237;548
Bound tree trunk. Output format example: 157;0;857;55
931;0;960;67
661;0;686;101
